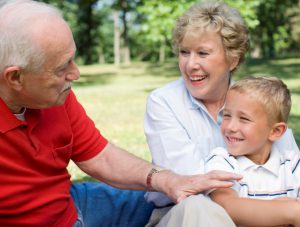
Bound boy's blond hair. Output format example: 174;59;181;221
229;76;291;123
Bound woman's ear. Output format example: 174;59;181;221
229;57;239;71
2;66;23;90
269;122;287;142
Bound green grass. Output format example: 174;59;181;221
68;58;300;181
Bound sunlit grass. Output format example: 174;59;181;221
68;58;300;181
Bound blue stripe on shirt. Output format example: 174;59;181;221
206;155;235;170
248;190;294;197
292;158;300;173
239;183;295;197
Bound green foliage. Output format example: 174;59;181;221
224;0;260;29
39;0;299;64
137;0;193;42
135;0;194;61
252;0;299;58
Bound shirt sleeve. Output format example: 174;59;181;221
275;128;299;152
144;91;204;175
144;88;205;206
204;147;240;195
275;129;300;197
288;149;300;197
65;91;108;162
204;147;236;173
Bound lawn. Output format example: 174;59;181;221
68;57;300;181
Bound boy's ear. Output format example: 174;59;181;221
269;122;287;142
2;66;23;90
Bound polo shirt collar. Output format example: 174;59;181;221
236;145;281;176
0;98;26;133
185;79;234;125
188;91;206;110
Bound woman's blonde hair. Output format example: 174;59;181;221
173;1;249;68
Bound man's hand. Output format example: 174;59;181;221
152;170;242;203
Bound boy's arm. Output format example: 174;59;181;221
210;188;300;226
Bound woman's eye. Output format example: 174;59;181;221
179;50;189;55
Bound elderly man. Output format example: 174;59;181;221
0;0;242;226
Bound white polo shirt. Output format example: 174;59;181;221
204;146;300;199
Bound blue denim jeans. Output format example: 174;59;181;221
71;182;155;227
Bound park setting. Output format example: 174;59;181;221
2;0;300;226
37;0;300;181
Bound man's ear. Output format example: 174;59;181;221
2;66;23;90
269;122;287;142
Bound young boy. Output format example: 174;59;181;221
205;76;300;226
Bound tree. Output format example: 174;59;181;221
120;0;130;64
75;0;99;64
113;10;121;65
252;0;299;58
39;0;299;64
137;0;194;63
110;0;144;65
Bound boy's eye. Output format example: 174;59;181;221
240;117;250;121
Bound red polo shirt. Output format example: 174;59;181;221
0;91;108;226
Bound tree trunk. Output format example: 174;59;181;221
121;0;130;65
123;47;130;65
98;46;105;64
113;10;120;65
159;42;165;63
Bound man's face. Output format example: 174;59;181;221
18;18;80;109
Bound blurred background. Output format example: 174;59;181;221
37;0;300;181
38;0;299;64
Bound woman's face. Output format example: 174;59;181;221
178;30;238;103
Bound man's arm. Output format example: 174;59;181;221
210;188;300;226
76;142;242;204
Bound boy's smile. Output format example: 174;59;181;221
221;90;274;164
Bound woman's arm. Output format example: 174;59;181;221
211;188;300;226
145;88;215;175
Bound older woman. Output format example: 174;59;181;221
144;1;299;226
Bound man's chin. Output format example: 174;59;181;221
55;91;70;106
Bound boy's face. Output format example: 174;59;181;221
221;90;274;164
